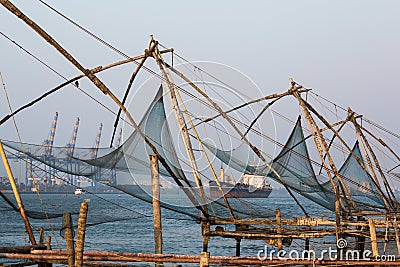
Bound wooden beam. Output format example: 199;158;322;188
150;154;163;256
0;245;46;253
75;202;88;267
23;250;400;265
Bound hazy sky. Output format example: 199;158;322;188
0;0;399;148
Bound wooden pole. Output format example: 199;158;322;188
151;42;209;217
349;110;397;205
368;218;378;257
38;227;50;267
190;90;309;129
62;212;75;267
276;209;283;251
75;202;88;267
0;141;36;245
201;221;210;253
150;154;163;256
291;84;356;212
199;252;210;267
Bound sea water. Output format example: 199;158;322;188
1;189;389;264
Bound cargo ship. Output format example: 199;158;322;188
208;168;272;198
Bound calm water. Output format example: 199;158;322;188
2;189;382;265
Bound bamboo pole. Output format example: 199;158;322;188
109;39;157;147
151;40;209;217
276;209;282;251
150;154;163;256
153;44;235;221
290;81;356;212
0;141;36;245
62;212;75;267
317;119;348;175
75;202;88;267
349;109;397;205
304;101;392;210
190;89;310;130
368;218;378;257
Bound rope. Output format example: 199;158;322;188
0;72;61;249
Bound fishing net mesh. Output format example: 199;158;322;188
0;85;390;229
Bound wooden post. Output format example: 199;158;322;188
39;228;45;244
150;154;163;256
368;218;378;257
201;221;210;252
200;252;210;267
235;238;241;256
0;142;36;245
276;209;282;251
62;212;75;267
75;202;88;267
46;236;51;250
38;227;48;267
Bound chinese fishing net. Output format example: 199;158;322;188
202;117;388;212
0;86;277;228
